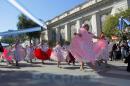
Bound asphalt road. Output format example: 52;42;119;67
0;60;130;86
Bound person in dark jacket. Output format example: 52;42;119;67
67;52;75;65
0;42;4;52
127;54;130;72
112;44;117;61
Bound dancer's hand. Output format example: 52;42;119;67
78;34;82;37
74;33;82;37
74;32;77;35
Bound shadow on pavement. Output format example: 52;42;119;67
32;61;69;66
0;63;42;69
0;70;115;86
97;63;130;80
0;61;130;86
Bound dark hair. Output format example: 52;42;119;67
100;32;105;39
82;24;89;31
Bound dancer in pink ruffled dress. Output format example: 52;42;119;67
50;42;67;68
14;40;26;66
25;44;34;63
70;24;97;70
1;48;13;64
94;32;109;66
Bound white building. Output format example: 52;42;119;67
41;0;130;42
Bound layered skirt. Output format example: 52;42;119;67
34;48;52;60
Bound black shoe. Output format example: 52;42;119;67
16;64;19;66
16;61;19;66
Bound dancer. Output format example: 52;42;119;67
50;41;66;68
1;47;13;65
34;42;51;64
14;40;26;66
66;52;75;65
41;42;49;64
63;42;75;65
25;44;34;63
95;32;109;67
70;24;97;70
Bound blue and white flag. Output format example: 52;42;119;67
123;18;130;25
117;17;125;30
117;17;130;30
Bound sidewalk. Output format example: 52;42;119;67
0;61;130;86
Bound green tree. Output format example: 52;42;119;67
102;8;130;38
0;37;15;44
17;14;41;44
103;15;119;37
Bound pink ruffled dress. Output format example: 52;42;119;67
2;48;13;62
94;39;109;60
70;28;95;63
50;45;67;62
14;45;26;62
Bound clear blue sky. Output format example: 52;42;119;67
0;0;86;32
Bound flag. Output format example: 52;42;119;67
117;17;125;30
123;18;130;25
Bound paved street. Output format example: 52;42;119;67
0;60;130;86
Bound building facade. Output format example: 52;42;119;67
41;0;130;42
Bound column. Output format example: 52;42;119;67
91;12;101;36
44;30;48;40
76;19;81;33
40;31;43;42
64;24;68;41
40;31;48;42
65;23;71;41
56;27;60;41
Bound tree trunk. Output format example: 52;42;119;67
29;37;32;46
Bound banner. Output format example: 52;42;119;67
117;17;130;30
123;19;130;25
0;27;42;36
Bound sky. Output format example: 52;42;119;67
0;0;86;32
